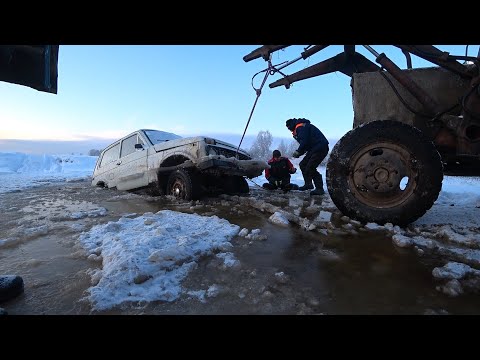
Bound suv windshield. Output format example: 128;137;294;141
144;130;182;145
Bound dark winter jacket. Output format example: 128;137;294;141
265;156;296;180
290;118;329;155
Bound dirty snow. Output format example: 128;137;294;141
0;194;109;250
77;210;240;311
432;262;480;280
0;224;50;249
269;211;290;226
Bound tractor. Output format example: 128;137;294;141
243;45;480;226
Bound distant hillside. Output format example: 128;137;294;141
0;134;339;156
0;139;113;155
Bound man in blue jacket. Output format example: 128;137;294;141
286;118;329;196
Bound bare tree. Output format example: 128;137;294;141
249;130;273;160
285;140;298;157
276;139;288;157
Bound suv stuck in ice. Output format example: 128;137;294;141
91;129;266;200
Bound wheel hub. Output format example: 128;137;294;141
349;142;417;208
171;180;185;198
374;167;389;182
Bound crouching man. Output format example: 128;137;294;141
262;150;299;192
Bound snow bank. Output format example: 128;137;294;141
78;210;240;311
0;152;97;193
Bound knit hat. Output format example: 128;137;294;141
285;118;296;131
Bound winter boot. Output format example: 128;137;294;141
262;183;277;190
298;175;314;191
310;173;325;196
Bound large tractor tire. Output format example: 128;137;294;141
166;169;200;201
326;120;443;226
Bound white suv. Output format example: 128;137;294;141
91;129;266;200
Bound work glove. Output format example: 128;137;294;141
292;151;300;158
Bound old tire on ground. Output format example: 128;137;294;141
0;275;24;303
326;120;443;226
224;176;249;195
166;169;200;201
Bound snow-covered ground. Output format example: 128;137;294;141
78;210;240;311
1;151;480;310
0;152;96;194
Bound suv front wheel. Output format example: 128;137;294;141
166;169;200;200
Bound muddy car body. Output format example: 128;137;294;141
91;129;266;200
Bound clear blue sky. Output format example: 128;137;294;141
0;45;477;145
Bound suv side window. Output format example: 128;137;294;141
100;143;120;167
120;134;139;158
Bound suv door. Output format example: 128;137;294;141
93;142;121;188
115;132;149;191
